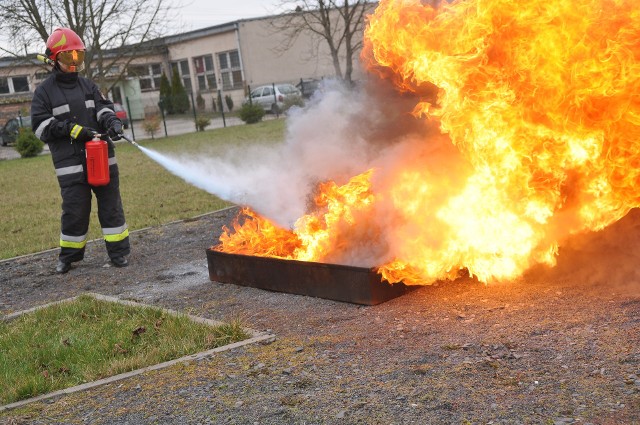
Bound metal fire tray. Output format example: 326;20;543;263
206;249;419;306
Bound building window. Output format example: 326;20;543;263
13;76;29;92
0;76;30;94
128;63;162;91
171;60;192;92
217;50;243;90
193;55;216;92
0;78;9;94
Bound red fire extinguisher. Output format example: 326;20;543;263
85;135;110;186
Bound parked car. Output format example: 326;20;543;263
244;84;302;114
296;78;321;99
113;103;129;128
0;115;31;146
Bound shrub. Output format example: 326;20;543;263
142;115;161;139
159;73;173;114
195;115;211;131
15;128;44;158
225;95;234;112
239;103;265;124
170;72;190;114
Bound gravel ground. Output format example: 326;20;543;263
0;206;639;424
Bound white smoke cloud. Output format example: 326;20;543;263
139;79;420;228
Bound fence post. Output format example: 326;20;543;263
190;91;198;131
217;89;226;128
126;97;135;140
158;97;168;137
247;84;252;105
272;82;279;118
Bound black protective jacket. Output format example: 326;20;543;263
32;68;119;184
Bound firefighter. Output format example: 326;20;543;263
31;27;130;274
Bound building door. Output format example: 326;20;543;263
111;86;123;104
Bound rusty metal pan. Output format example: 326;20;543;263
206;249;419;305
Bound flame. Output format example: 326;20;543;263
217;170;379;265
218;0;640;285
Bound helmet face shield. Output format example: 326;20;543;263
56;49;85;72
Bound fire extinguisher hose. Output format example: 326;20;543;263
119;133;140;148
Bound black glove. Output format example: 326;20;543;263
69;123;96;143
108;120;123;141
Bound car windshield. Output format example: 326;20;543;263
305;81;319;89
277;85;298;94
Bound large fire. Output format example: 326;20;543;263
217;0;640;285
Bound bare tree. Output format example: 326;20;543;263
273;0;376;84
0;0;177;90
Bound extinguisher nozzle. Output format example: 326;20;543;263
120;133;140;148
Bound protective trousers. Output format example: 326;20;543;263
59;172;130;263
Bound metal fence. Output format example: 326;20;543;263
124;76;324;140
125;90;249;140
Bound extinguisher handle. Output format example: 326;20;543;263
93;133;115;149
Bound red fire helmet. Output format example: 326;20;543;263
45;27;86;62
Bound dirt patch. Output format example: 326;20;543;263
0;206;639;424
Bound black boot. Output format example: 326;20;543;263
111;256;129;267
56;260;71;274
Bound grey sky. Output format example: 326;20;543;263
174;0;289;32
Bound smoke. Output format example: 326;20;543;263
136;78;441;228
525;208;640;294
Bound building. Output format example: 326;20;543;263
0;8;371;125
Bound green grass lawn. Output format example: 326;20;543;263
0;294;249;405
0;119;285;259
